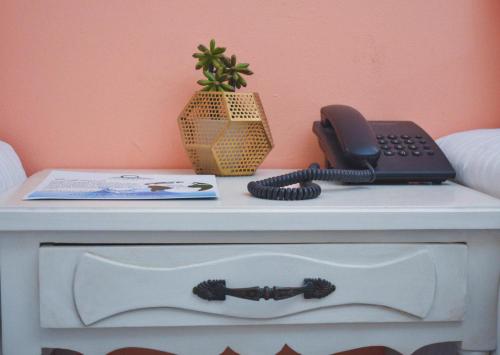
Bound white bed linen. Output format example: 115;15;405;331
437;129;500;199
0;141;27;193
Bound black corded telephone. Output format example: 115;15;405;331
248;105;456;200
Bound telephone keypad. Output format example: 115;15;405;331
376;132;435;159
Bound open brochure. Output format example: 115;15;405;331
25;171;218;200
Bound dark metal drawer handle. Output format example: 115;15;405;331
193;278;335;301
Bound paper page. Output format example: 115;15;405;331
25;171;218;200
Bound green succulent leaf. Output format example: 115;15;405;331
203;70;215;81
238;75;247;87
196;68;233;92
238;69;253;75
193;39;228;72
218;54;253;90
193;39;253;91
220;56;230;67
212;59;224;70
195;59;207;70
212;47;226;55
220;83;235;91
197;79;212;86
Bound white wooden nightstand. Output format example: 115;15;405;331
0;169;499;355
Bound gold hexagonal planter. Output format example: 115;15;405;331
178;91;274;176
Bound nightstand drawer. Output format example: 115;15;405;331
39;243;466;328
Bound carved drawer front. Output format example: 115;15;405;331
39;243;466;328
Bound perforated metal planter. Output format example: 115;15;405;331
178;92;274;176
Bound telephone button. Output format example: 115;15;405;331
391;139;401;144
408;145;417;150
412;151;421;156
427;151;435;156
381;145;390;150
401;134;410;139
419;139;427;144
398;150;408;156
378;139;387;144
376;135;384;139
395;144;404;150
416;134;423;139
405;139;414;144
423;145;431;150
384;151;394;156
388;134;397;139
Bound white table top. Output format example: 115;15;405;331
0;169;500;231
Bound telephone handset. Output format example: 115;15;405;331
248;105;455;200
318;105;381;169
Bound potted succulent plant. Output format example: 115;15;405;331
178;39;273;176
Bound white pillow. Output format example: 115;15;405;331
0;141;27;193
437;129;500;199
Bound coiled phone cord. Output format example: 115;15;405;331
247;163;376;200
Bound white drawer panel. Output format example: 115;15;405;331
39;243;466;328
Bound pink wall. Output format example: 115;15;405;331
1;0;500;176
